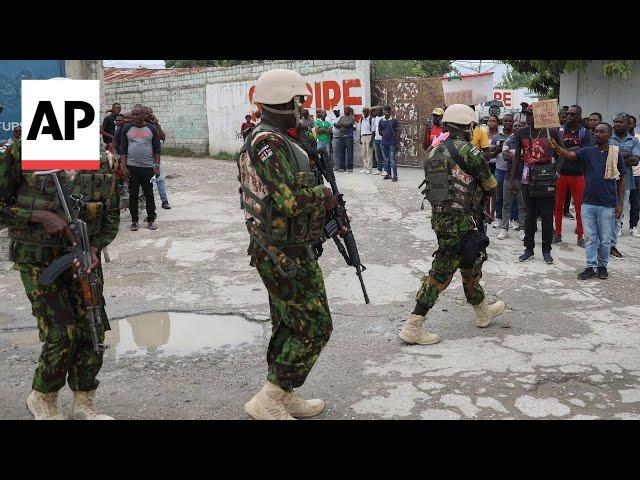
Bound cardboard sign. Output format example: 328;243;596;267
532;99;560;129
22;79;100;171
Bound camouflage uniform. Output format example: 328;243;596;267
238;122;332;392
416;135;497;312
0;139;120;394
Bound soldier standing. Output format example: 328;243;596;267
400;104;506;345
237;69;339;420
0;139;120;420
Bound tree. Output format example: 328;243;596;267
371;60;457;79
495;67;534;90
502;60;634;98
164;60;261;68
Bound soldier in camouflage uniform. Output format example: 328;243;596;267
0;138;120;420
399;104;506;345
237;69;339;420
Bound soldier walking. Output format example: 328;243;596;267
0;139;120;420
400;104;506;345
237;69;339;420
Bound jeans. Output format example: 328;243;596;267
611;189;630;247
374;139;384;172
317;140;332;169
522;183;554;252
155;163;168;203
332;137;343;170
128;165;156;223
500;178;526;230
381;144;398;178
554;174;584;238
630;176;640;229
582;203;614;268
495;168;517;221
338;135;354;170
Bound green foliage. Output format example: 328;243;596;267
503;60;633;98
210;151;238;161
164;60;262;68
495;68;535;89
372;60;457;79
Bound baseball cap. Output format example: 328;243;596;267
432;107;445;116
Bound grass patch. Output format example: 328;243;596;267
162;147;197;157
210;151;239;161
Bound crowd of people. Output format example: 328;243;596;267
101;102;171;232
240;100;639;281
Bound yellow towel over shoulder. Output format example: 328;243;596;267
604;145;620;180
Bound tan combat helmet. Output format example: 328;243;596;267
442;104;476;126
253;69;309;105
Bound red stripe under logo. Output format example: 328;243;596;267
22;160;100;171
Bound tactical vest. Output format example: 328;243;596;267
9;154;116;248
237;123;325;248
420;138;477;215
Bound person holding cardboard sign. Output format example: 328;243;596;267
510;103;562;264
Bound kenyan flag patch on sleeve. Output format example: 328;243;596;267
258;144;274;162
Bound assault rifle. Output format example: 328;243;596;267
35;171;105;354
306;143;370;304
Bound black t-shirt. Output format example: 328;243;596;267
513;126;561;166
557;124;594;175
101;114;117;144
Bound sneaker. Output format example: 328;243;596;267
148;222;157;230
597;266;608;279
497;229;509;240
492;219;501;229
518;230;526;241
552;233;562;243
392;177;398;182
519;249;534;262
510;220;519;231
383;174;391;180
630;227;640;238
543;251;554;264
610;246;623;258
372;170;381;175
366;169;371;174
563;212;575;219
577;237;585;248
338;169;346;173
578;267;598;280
131;222;139;231
347;169;353;173
359;169;366;173
161;201;171;210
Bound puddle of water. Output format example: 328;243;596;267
0;312;266;358
106;312;265;358
109;272;156;287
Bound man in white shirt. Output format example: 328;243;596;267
358;107;373;173
328;106;344;172
370;107;385;175
628;114;640;237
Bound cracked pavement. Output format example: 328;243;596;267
1;157;639;420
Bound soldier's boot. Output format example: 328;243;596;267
244;381;296;420
399;314;440;345
26;390;66;420
69;390;114;420
472;299;506;328
283;390;325;418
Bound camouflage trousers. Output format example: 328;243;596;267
16;262;109;394
252;250;333;392
415;232;486;312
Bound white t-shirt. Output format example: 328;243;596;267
360;115;373;135
372;116;383;141
634;133;640;176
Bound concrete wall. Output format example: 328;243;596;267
103;60;371;158
560;61;640;122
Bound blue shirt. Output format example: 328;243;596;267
577;146;626;208
609;132;640;190
379;117;399;147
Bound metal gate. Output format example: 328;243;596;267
372;77;445;167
